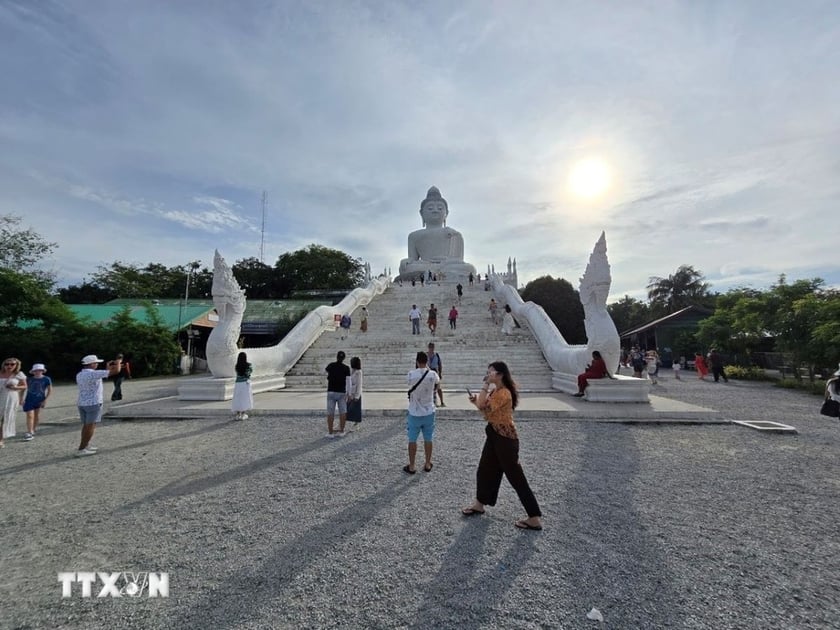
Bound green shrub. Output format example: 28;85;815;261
724;365;771;381
774;378;827;395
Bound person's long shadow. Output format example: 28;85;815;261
119;421;403;511
0;419;232;476
407;517;538;629
168;477;414;629
560;423;683;627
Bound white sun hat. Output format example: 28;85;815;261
81;354;103;365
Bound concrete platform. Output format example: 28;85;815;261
104;383;723;423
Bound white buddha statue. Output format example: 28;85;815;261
398;186;477;281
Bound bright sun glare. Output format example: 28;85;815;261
568;158;612;199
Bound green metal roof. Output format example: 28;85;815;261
69;304;213;331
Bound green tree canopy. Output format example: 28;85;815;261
646;265;711;315
520;275;586;344
0;213;57;290
232;257;275;298
274;244;364;297
607;295;650;335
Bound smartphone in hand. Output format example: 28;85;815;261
466;388;472;396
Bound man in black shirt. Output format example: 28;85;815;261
325;351;350;437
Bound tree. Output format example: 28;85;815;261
57;281;117;304
274;245;364;297
84;260;211;300
607;295;650;335
0;213;57;290
519;275;586;344
233;257;275;298
646;265;711;315
0;268;57;325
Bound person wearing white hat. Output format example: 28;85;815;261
22;363;52;441
75;354;122;456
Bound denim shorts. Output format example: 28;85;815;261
78;404;103;425
406;412;435;442
326;391;347;415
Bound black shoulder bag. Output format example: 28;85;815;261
408;369;430;400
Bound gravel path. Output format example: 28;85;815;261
1;372;838;629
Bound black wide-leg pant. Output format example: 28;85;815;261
476;424;542;517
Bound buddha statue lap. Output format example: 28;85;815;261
398;186;477;281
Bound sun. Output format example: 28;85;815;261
568;158;612;200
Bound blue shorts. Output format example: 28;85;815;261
78;404;103;425
326;391;347;416
23;395;46;412
406;412;435;443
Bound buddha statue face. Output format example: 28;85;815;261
420;186;449;228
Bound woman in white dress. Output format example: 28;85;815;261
1;357;27;446
231;352;253;420
500;305;516;335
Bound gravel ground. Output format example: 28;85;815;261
1;373;839;629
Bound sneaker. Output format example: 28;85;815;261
335;431;346;437
23;432;34;441
325;433;336;439
86;445;98;452
74;448;96;457
240;413;248;420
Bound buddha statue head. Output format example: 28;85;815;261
420;186;449;228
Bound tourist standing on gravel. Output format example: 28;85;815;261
23;363;51;441
707;348;729;383
409;304;422;335
75;354;122;456
1;358;26;447
825;364;840;405
404;351;439;474
325;351;350;438
694;352;709;380
347;356;363;428
463;361;543;531
231;352;253;421
111;353;131;401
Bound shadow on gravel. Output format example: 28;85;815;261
0;419;232;477
408;518;537;629
560;423;683;627
168;477;414;628
117;425;404;511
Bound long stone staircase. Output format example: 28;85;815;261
282;282;555;391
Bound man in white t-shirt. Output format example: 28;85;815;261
404;351;440;474
75;354;122;456
408;304;422;335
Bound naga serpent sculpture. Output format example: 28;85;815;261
488;232;620;377
206;250;389;379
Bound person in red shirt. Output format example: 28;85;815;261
574;350;609;397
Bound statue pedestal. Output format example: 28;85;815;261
552;372;650;403
178;374;287;401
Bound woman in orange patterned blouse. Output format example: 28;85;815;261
461;361;543;530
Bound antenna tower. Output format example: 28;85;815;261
260;190;267;263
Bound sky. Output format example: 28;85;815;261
2;0;839;301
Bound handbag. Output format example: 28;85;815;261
347;397;362;423
820;398;840;418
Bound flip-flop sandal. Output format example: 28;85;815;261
423;463;433;472
461;507;485;516
515;520;543;531
402;465;416;475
